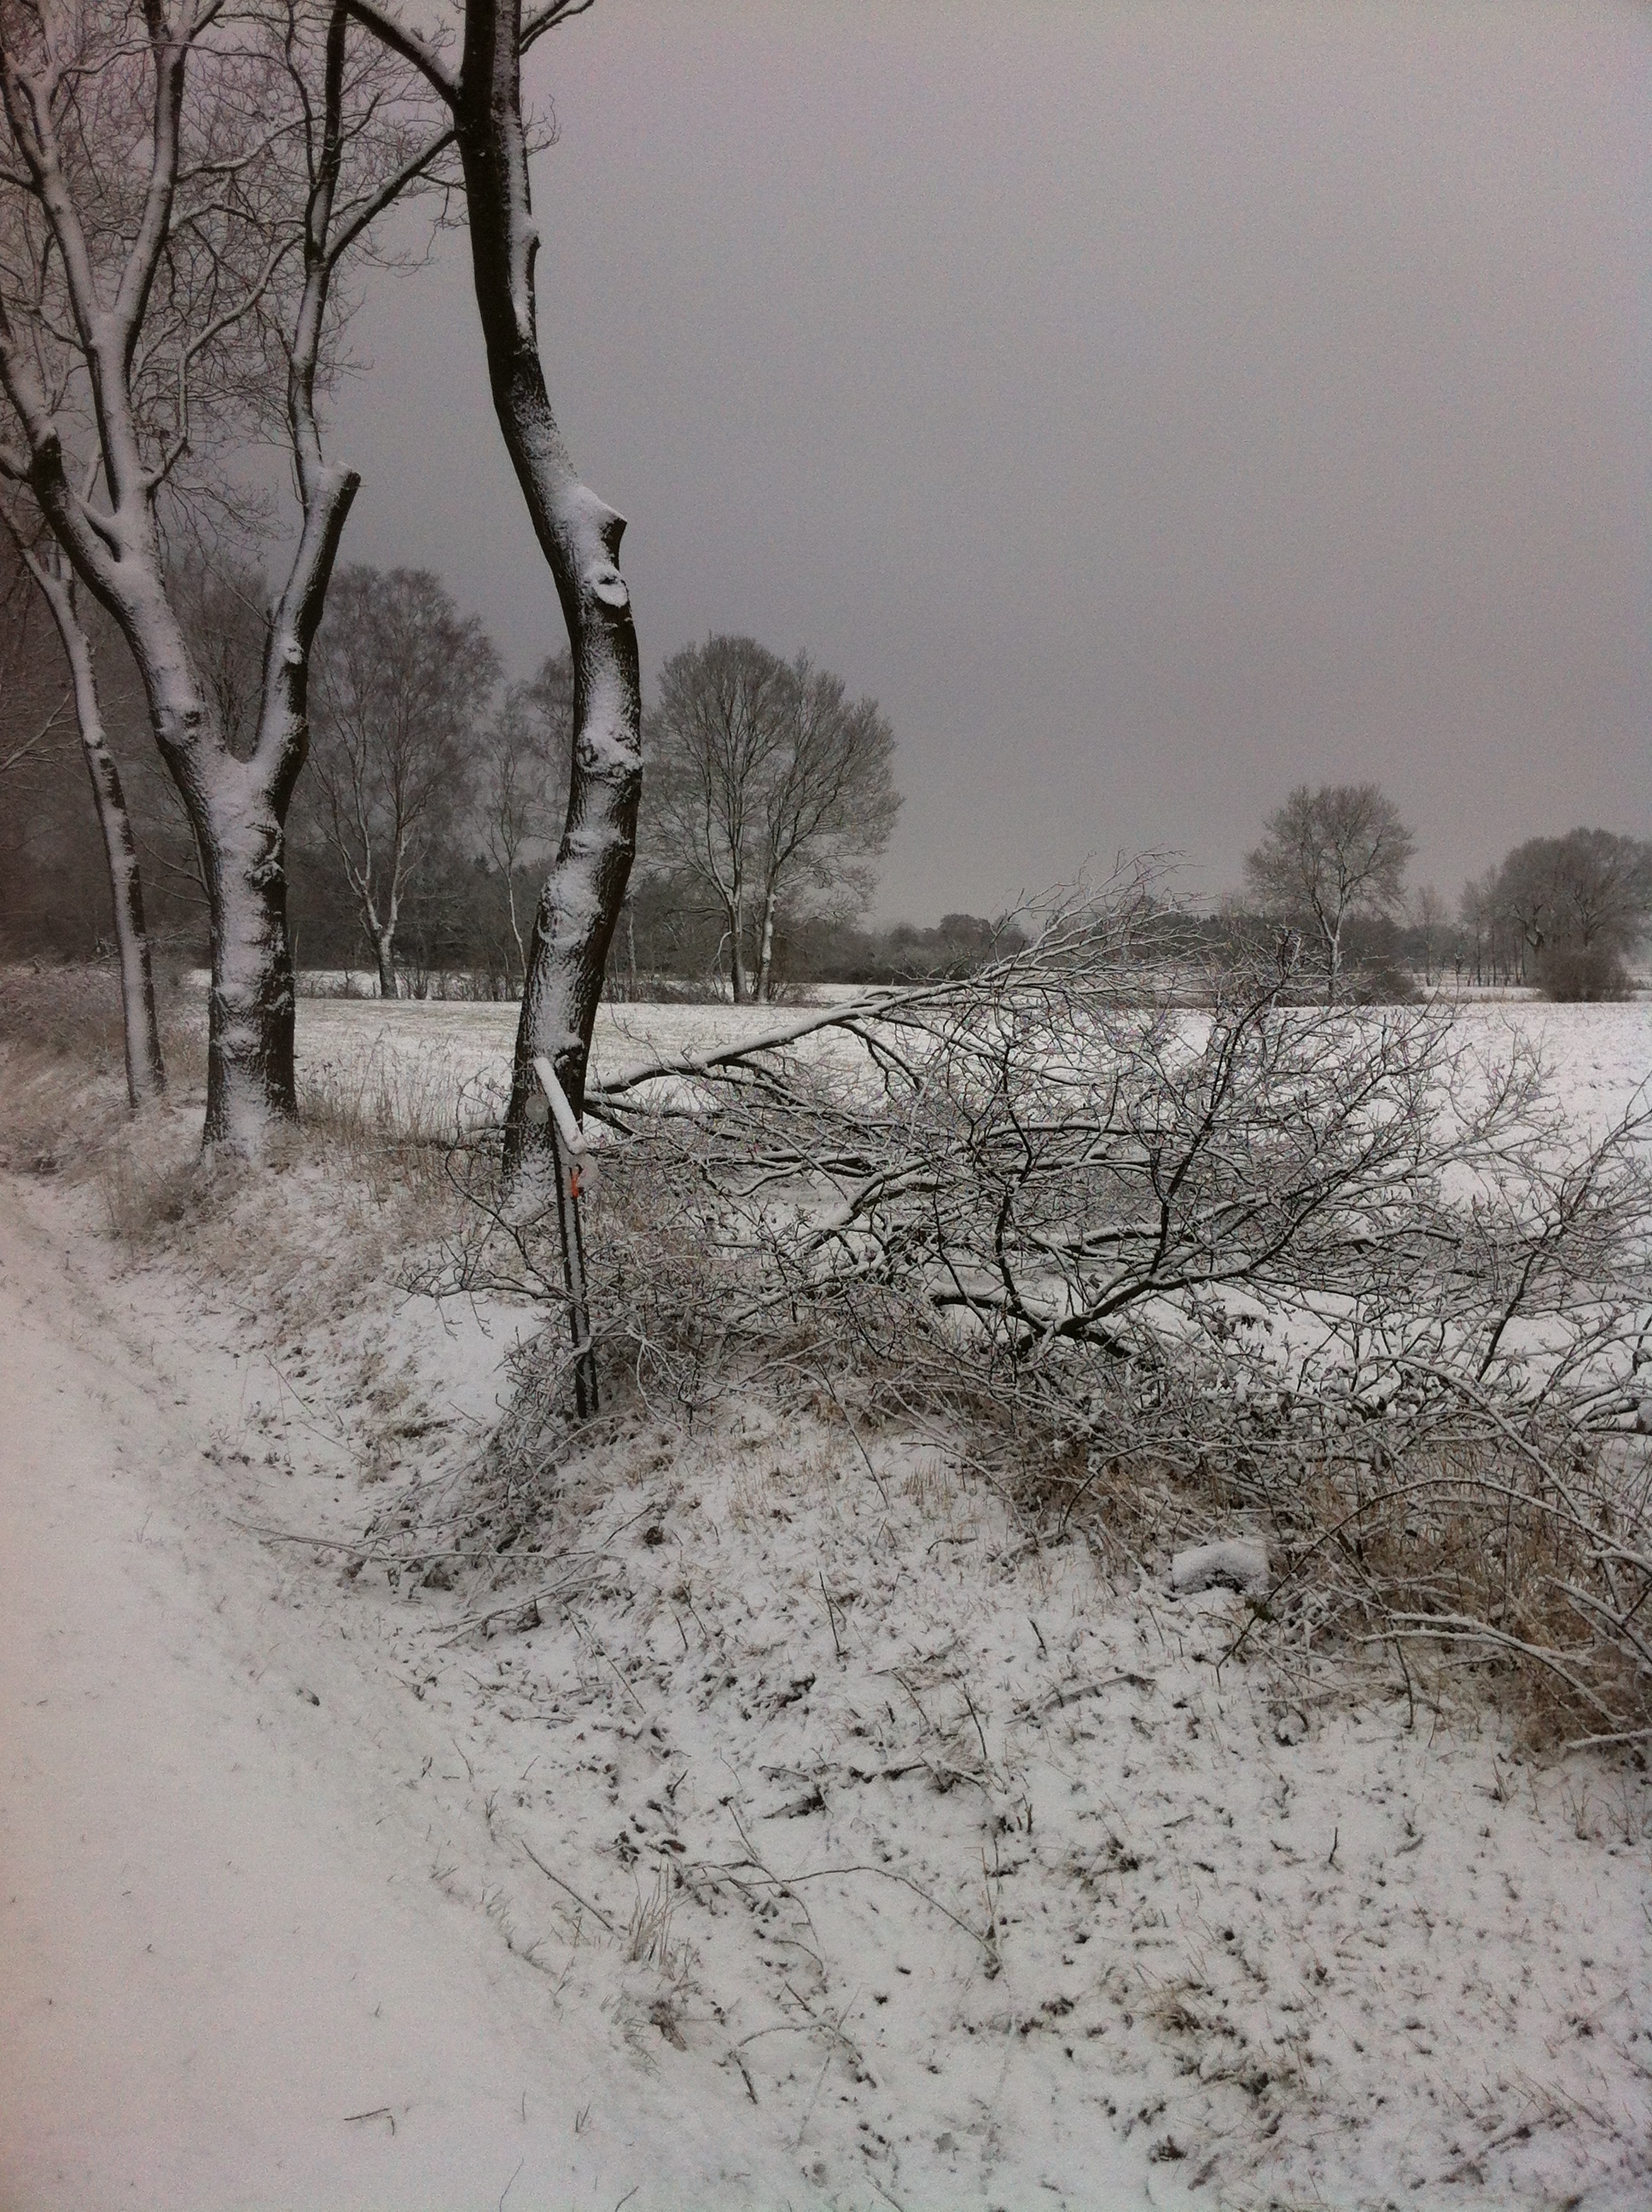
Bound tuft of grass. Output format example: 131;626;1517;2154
95;1128;201;1241
622;1866;680;1970
1;964;472;1326
295;1039;477;1215
0;962;205;1173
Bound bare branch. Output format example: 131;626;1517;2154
521;0;596;52
0;682;68;775
341;0;457;102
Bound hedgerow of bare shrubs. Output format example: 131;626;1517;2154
453;883;1652;1749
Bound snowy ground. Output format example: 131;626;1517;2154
284;991;1652;1141
290;992;875;1128
0;1181;812;2212
3;994;1651;2209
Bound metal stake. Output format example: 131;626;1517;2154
530;1056;599;1417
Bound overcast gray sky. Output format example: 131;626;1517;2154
333;0;1650;923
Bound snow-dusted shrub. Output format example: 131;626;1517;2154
601;974;744;1006
584;888;1652;1734
1537;944;1633;1003
1041;1356;1652;1746
450;882;1652;1741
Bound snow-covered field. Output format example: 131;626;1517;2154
3;994;1650;2210
287;990;1652;1137
292;992;875;1124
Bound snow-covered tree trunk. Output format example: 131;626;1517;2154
507;886;528;990
124;504;354;1144
433;0;643;1170
23;548;165;1108
3;451;310;1144
195;766;305;1139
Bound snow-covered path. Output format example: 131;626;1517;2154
0;1185;804;2212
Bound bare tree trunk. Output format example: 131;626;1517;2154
24;550;165;1106
195;768;307;1139
505;871;527;992
339;0;643;1195
106;490;353;1148
756;884;778;1003
76;685;166;1112
730;884;751;1004
375;931;398;998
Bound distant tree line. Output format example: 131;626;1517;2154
8;598;1645;1007
1228;783;1649;1002
1;571;916;998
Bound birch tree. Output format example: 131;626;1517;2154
0;0;452;1150
307;564;498;995
646;634;795;1004
1409;883;1449;991
345;0;642;1176
1243;783;1415;1003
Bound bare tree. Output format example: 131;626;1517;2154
1243;783;1415;1002
1410;883;1449;990
306;565;498;995
1;511;164;1102
646;635;797;1004
749;655;899;1001
1458;870;1491;986
0;683;67;780
1492;844;1559;960
1458;867;1528;988
0;520;65;774
480;649;573;989
1489;829;1652;961
0;0;452;1150
647;636;899;1002
346;0;642;1179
